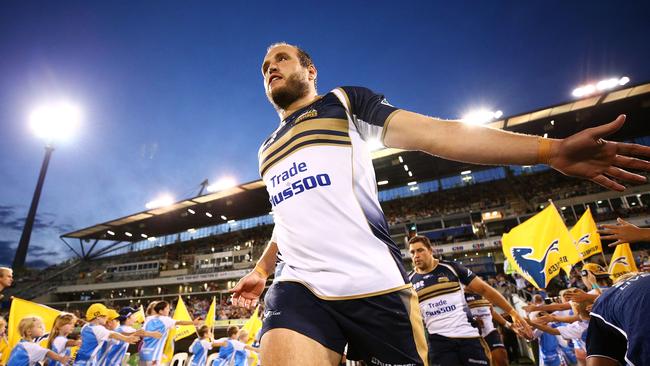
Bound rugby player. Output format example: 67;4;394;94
586;272;650;366
465;291;512;366
230;42;650;366
409;236;530;365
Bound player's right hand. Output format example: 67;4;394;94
126;335;140;344
230;270;266;309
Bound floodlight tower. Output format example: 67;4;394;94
13;101;81;268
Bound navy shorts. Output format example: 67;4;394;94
427;333;491;366
586;315;628;365
260;281;428;365
483;330;505;350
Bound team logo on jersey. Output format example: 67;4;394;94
511;239;560;288
294;109;317;124
380;98;393;107
437;276;450;282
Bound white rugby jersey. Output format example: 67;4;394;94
409;261;480;338
465;292;496;336
259;86;408;298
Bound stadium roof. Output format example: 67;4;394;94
62;81;650;244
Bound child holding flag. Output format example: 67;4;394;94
7;317;71;366
188;326;223;366
47;313;80;366
73;304;139;366
139;301;196;366
98;307;161;366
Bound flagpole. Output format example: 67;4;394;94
548;199;586;267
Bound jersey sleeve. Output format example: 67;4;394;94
52;337;68;354
23;342;50;363
448;261;477;285
337;86;400;142
161;316;177;329
93;325;112;342
200;340;213;351
557;322;585;340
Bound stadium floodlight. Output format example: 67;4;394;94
205;212;212;217
140;234;148;238
147;236;156;241
220;215;227;220
403;165;409;171
13;100;83;268
572;76;630;98
146;194;174;209
461;170;472;175
187;208;195;214
407;181;417;186
408;171;413;177
125;232;132;237
377;180;389;186
398;156;403;163
228;220;237;225
207;177;237;193
461;109;502;125
29;100;82;145
107;230;115;236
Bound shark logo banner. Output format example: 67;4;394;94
569;207;603;260
502;205;580;289
609;243;638;280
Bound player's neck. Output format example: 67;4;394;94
278;92;319;120
416;258;439;274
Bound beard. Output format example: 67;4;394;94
266;72;310;111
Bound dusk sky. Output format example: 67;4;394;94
1;1;649;268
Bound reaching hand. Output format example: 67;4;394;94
550;115;650;191
564;288;592;303
125;335;139;344
599;217;650;247
230;269;266;309
510;311;533;339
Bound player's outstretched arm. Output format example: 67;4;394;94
599;217;650;246
466;277;533;338
383;112;650;191
230;240;278;309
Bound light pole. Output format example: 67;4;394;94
12;101;81;269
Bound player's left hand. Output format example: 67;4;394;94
510;311;534;339
550;115;650;191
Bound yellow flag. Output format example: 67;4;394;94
134;305;146;324
162;296;196;363
173;296;196;341
609;243;638;281
241;306;263;366
502;205;580;289
205;297;216;330
2;298;62;364
569;207;603;260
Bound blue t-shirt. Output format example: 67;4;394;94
74;324;112;366
7;340;49;366
139;316;176;362
49;336;71;366
97;325;133;366
189;338;212;366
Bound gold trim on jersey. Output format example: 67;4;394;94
468;299;492;308
402;288;429;365
260;140;352;177
334;87;352;115
479;337;494;366
380;109;402;143
415;281;460;298
260;118;349;161
277;279;412;300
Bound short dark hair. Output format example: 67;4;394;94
227;325;239;337
153;301;169;314
198;325;210;337
408;235;432;249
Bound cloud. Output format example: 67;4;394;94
0;240;15;266
0;205;74;233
